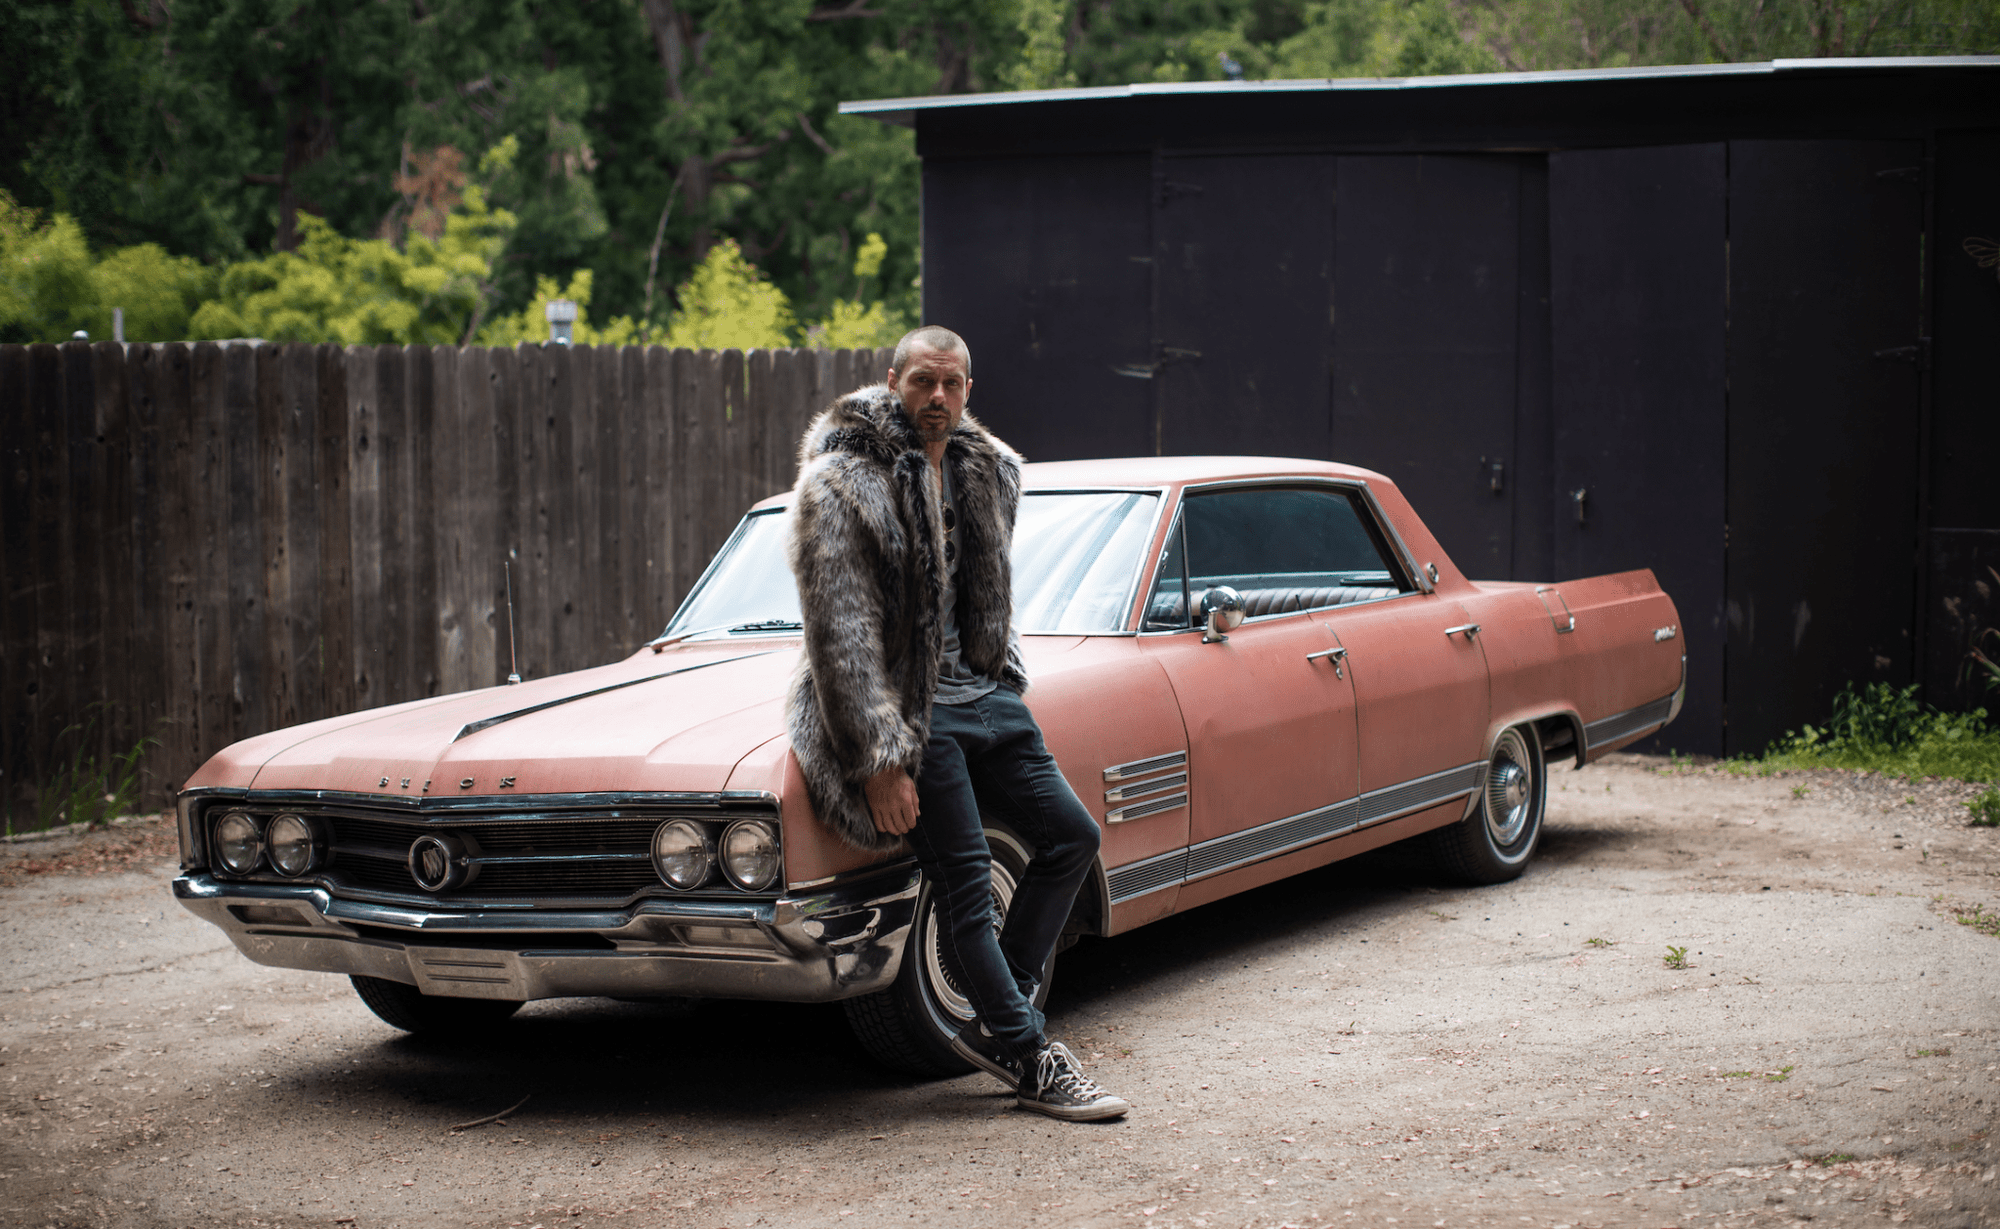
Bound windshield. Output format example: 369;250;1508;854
663;491;1161;640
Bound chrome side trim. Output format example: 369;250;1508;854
1103;750;1187;782
1100;760;1484;902
1353;762;1485;829
1585;692;1679;751
1185;798;1361;882
1106;792;1188;825
1105;846;1189;904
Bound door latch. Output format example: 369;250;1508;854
1305;645;1349;678
1571;488;1588;525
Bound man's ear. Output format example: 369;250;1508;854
885;368;898;388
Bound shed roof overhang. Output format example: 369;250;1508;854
839;57;2000;156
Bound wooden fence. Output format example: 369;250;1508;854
0;340;894;826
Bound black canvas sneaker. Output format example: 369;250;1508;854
951;1022;1023;1087
1016;1041;1131;1121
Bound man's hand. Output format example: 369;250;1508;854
864;767;920;835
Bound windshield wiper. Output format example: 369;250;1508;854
727;619;804;634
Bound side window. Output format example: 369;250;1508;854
1181;487;1408;620
1142;516;1191;630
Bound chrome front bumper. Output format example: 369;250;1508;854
172;864;921;1004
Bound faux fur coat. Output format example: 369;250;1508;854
785;384;1028;852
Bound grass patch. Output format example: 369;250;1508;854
1584;937;1614;948
14;707;158;836
1948;902;2000;938
1814;1153;1858;1166
1663;945;1691;970
1743;682;2000;783
1969;789;2000;827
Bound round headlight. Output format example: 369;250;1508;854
652;819;714;889
266;813;321;877
719;820;780;891
213;812;263;875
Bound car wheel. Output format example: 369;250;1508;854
843;829;1053;1077
1425;724;1546;885
349;975;524;1034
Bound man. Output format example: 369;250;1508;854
786;325;1130;1122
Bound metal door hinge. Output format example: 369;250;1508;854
1873;338;1931;370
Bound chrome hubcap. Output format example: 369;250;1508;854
923;863;1016;1023
1484;729;1535;848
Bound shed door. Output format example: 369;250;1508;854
1152;154;1336;458
1548;144;1727;755
1331;154;1534;583
1724;140;1925;755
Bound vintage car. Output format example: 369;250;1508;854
172;457;1683;1074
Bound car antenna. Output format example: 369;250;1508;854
504;559;523;685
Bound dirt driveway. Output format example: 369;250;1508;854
3;754;1997;1229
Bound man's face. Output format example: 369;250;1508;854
889;343;971;444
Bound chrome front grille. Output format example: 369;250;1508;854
197;794;781;907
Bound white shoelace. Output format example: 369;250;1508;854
1032;1042;1108;1100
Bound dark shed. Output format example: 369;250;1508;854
843;58;2000;758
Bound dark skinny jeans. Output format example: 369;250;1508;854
908;688;1101;1061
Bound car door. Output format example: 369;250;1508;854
1137;486;1364;865
1319;504;1491;825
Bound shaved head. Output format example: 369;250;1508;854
890;325;971;381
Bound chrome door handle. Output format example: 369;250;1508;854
1444;624;1481;639
1306;646;1348;678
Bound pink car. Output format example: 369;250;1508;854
173;457;1683;1074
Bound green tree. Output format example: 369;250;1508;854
660;237;796;350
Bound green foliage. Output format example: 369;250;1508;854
1761;682;2000;783
187;189;515;345
1006;0;1081;90
1969;789;2000;827
660;239;796;351
6;0;1995;349
28;707;156;835
806;233;909;349
0;191;214;343
1663;945;1690;969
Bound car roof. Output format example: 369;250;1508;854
749;455;1388;510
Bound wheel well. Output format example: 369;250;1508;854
1535;713;1585;770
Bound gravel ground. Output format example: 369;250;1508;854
2;754;1996;1229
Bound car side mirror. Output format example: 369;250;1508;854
1199;586;1244;644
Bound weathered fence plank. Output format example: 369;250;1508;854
28;345;69;816
190;344;234;771
0;346;30;826
408;346;441;702
0;343;886;819
92;343;136;775
316;345;355;722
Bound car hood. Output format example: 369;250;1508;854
193;644;806;798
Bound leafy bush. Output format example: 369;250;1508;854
1760;682;2000;783
0;191;215;343
25;706;157;835
1970;789;2000;828
188;186;515;345
660;239;797;351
